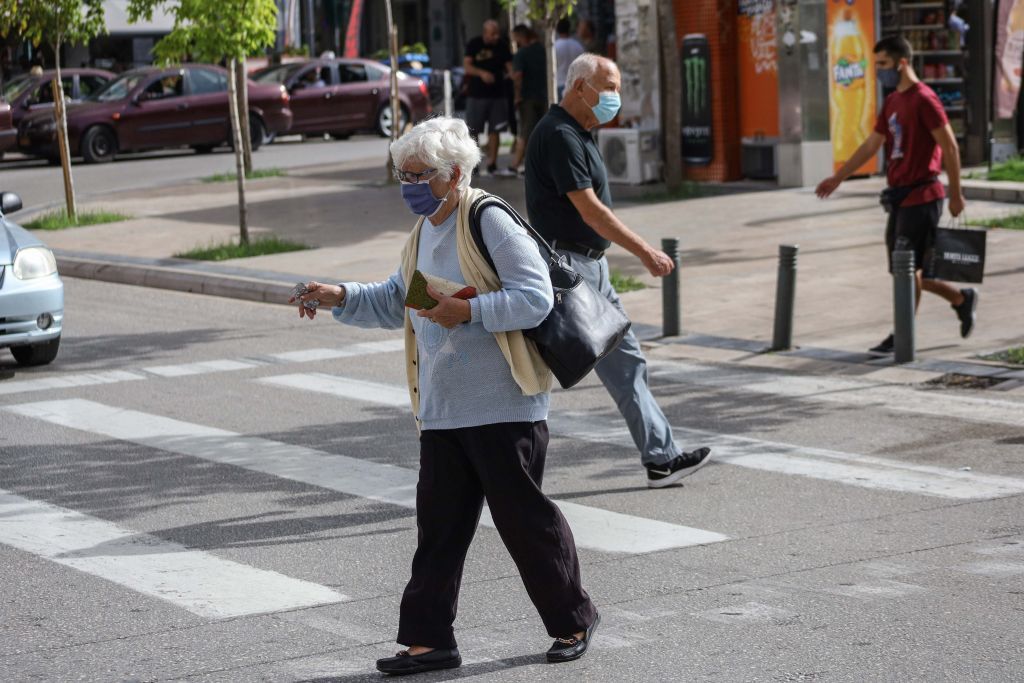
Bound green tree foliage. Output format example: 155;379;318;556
0;0;107;220
127;0;277;63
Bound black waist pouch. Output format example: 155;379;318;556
879;177;940;213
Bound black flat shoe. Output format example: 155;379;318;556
546;611;600;663
376;648;461;676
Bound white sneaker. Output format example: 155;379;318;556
494;167;517;178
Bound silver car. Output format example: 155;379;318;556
0;192;63;366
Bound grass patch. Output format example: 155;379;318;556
610;270;646;292
979;346;1024;365
634;182;703;203
200;167;286;183
174;236;311;261
966;212;1024;231
24;209;132;230
982;157;1024;182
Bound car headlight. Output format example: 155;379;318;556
13;246;57;280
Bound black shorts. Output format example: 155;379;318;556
885;198;942;278
465;97;509;136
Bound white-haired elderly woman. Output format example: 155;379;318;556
292;117;599;676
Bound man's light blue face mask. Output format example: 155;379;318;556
584;80;621;125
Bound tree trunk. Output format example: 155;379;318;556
656;0;684;191
52;41;77;221
235;58;253;175
227;57;250;245
546;20;558;106
384;0;400;182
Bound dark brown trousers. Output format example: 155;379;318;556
396;420;597;649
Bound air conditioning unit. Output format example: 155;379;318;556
596;128;661;184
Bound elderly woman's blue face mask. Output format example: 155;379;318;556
397;167;451;218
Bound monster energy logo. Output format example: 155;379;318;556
684;55;708;116
834;57;867;87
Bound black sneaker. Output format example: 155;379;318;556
485;163;498;176
645;448;712;489
376;648;461;676
547;611;600;663
953;288;978;339
869;333;895;354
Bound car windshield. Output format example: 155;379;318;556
87;72;147;102
252;64;303;85
2;75;33;102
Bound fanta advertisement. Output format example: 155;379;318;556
834;57;867;87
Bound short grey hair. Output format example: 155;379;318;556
389;117;481;191
564;53;616;91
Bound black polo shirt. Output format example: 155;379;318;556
524;105;612;252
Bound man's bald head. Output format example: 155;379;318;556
483;19;501;44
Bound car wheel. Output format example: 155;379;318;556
192;144;217;154
262;130;276;145
11;336;60;367
249;116;264;152
81;126;116;164
329;131;351;141
376;104;409;138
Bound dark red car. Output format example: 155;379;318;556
0;101;14;159
17;64;293;163
252;58;431;138
2;68;115;130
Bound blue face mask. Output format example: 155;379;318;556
878;66;901;89
585;81;621;125
400;180;450;217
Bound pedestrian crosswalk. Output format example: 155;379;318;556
2;344;1022;664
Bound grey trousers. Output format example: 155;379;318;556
557;250;680;466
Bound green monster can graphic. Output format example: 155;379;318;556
681;34;712;165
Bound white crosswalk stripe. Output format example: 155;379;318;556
256;372;1024;500
0;488;347;619
0;339;405;397
4;400;728;554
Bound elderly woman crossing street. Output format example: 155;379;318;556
291;116;599;676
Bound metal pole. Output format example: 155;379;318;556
661;237;681;337
443;69;452;118
892;250;916;364
771;244;799;351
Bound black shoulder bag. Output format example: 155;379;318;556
468;193;631;389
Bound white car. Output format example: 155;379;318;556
0;191;63;366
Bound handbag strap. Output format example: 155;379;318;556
468;193;560;274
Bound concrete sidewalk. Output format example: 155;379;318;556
27;155;1024;380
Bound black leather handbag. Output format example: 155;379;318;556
468;194;630;389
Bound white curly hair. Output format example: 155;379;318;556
389;116;481;191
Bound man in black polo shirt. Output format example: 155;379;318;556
525;53;712;489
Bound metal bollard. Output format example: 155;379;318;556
661;237;681;337
771;244;799;351
443;70;453;118
892;250;916;364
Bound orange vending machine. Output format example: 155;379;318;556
827;0;878;175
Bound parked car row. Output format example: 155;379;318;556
1;58;432;165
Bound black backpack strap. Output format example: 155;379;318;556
468;193;558;276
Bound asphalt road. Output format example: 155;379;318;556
1;278;1023;681
0;135;391;214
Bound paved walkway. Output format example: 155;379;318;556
23;154;1024;379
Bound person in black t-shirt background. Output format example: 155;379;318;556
463;19;513;176
524;53;712;490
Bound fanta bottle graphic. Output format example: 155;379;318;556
830;9;871;169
